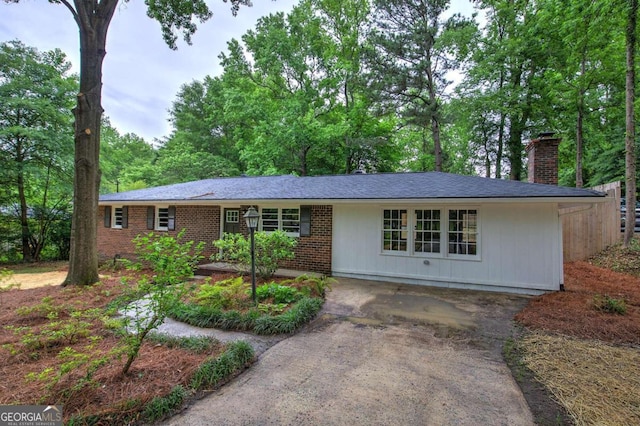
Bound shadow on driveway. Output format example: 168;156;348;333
162;278;534;426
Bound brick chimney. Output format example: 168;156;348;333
526;131;561;185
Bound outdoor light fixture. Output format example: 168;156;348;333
244;206;260;303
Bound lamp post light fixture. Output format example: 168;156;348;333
244;206;260;304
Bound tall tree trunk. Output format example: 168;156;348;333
431;115;442;172
624;0;638;247
496;112;505;179
507;66;523;181
64;0;118;285
17;141;32;263
426;66;442;172
421;129;428;172
575;54;587;188
576;92;584;188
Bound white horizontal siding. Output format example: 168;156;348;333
332;203;562;294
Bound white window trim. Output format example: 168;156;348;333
156;205;170;231
225;209;240;223
259;206;301;237
381;207;409;254
112;205;124;229
380;206;481;260
413;208;443;257
444;208;480;260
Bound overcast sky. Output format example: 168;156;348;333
0;0;475;143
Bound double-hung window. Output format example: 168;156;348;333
113;207;124;229
104;205;127;229
381;208;479;258
414;209;441;253
260;207;300;236
447;209;478;256
147;206;175;231
382;209;408;252
157;207;170;231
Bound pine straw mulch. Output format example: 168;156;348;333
0;272;227;423
513;260;640;425
519;332;640;426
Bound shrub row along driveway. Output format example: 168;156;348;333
163;279;534;425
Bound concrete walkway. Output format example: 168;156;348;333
160;278;535;426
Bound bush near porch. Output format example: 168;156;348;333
169;274;332;335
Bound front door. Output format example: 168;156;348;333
223;208;241;234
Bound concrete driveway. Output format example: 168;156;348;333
162;278;535;426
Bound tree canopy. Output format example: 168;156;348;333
0;40;77;262
2;0;639;262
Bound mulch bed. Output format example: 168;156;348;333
0;273;225;422
513;260;640;425
515;261;640;345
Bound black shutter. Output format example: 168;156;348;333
300;205;311;237
122;206;128;229
168;206;176;231
147;206;155;230
104;206;112;228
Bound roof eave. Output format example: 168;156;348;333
98;195;606;206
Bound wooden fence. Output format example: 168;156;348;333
561;181;621;262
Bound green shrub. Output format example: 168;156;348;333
250;297;324;335
213;230;297;279
142;385;188;423
124;229;205;286
189;340;254;390
255;283;301;304
258;303;288;314
146;334;219;353
119;230;204;375
194;277;249;309
592;294;627;315
292;274;336;297
169;296;324;335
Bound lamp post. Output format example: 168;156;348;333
244;206;260;304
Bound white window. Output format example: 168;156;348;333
282;208;300;233
113;207;124;229
448;209;478;256
381;207;479;258
261;208;279;232
157;207;170;231
260;207;300;236
382;209;408;252
225;210;239;223
415;209;441;253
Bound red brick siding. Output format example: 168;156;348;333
281;205;332;274
175;206;221;258
97;205;221;262
526;136;561;185
98;204;333;274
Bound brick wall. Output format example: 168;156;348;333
526;133;561;185
97;204;333;274
281;205;333;274
97;205;221;262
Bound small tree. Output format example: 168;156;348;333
213;230;297;279
119;230;204;375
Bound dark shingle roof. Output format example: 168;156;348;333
99;172;604;202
